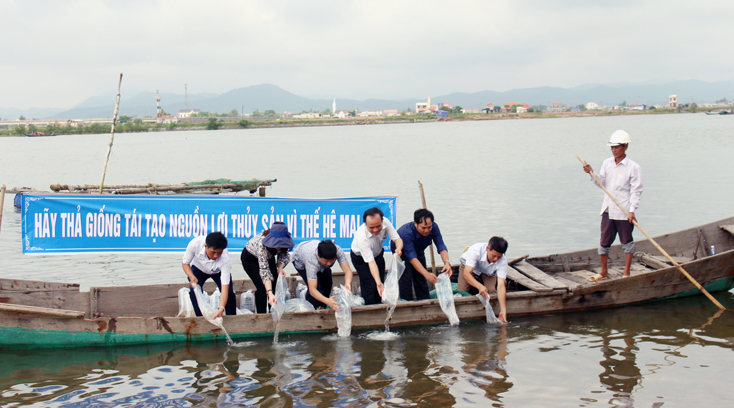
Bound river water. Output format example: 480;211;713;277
1;113;733;406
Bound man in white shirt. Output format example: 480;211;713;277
583;129;643;282
182;232;235;318
350;207;404;305
457;236;509;323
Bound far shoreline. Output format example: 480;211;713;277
0;108;708;136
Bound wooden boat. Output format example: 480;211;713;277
1;217;733;349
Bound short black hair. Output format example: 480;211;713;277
413;208;434;224
363;207;384;221
206;231;228;250
317;240;338;260
488;236;508;254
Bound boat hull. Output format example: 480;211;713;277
2;217;733;349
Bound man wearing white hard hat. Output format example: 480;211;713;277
582;130;643;282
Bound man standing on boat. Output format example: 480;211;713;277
292;239;353;310
458;236;509;323
350;207;404;305
182;231;236;318
582;129;643;282
391;208;452;301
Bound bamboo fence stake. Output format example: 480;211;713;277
99;73;123;194
418;181;437;274
0;184;5;235
577;154;725;310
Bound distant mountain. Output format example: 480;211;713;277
16;80;734;120
0;107;66;120
432;80;734;108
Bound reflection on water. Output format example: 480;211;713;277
1;115;734;406
3;293;730;407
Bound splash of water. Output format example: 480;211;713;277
384;304;397;331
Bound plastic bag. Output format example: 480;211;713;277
436;272;460;325
209;288;221;311
239;290;256;314
284;298;315;313
296;282;308;301
193;284;223;328
381;255;405;306
177;287;196;317
334;285;354;337
351;295;365;307
235;307;253;315
476;294;503;324
271;275;288;324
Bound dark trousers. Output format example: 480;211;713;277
600;212;635;248
296;267;333;309
398;254;431;301
390;240;431;301
187;265;237;317
351;250;385;305
241;248;278;314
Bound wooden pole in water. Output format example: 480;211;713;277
577;155;726;310
99;73;123;194
0;184;5;235
418;181;437;274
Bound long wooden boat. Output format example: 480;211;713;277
2;217;733;349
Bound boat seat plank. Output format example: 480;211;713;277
557;270;597;285
506;268;553;292
545;273;583;290
0;303;85;318
720;225;734;236
513;261;568;290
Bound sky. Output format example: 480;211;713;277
2;0;733;109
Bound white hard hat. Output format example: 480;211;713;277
607;129;631;146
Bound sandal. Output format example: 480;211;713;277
588;274;609;282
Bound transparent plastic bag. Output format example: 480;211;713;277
296;282;308;301
351;295;365;307
436;272;460;325
476;294;503;324
334;285;353;337
239;289;256;314
271;275;288;324
381;255;405;306
209;288;221;311
284;298;316;313
177;287;196;317
193;284;223;328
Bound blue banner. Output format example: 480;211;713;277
21;194;398;254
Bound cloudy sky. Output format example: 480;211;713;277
2;0;733;109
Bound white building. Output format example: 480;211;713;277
177;109;200;118
585;101;600;110
668;95;678;109
293;112;323;119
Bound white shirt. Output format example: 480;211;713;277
459;243;508;279
350;218;400;263
182;235;232;284
593;156;643;220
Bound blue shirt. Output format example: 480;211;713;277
397;221;448;261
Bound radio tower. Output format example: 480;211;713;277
184;84;189;110
155;89;162;122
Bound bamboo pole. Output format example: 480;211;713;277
99;73;123;194
418;181;437;274
0;184;5;235
577;155;726;310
